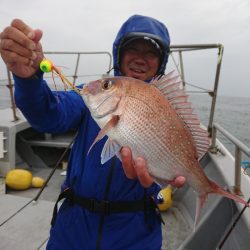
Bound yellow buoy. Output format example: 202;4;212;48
5;169;32;190
31;176;45;188
157;186;173;212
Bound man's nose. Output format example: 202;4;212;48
134;50;148;60
132;51;148;63
133;57;146;65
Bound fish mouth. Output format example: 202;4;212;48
81;85;89;95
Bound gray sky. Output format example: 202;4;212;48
1;0;249;97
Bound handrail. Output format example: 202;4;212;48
2;44;223;127
169;43;224;135
1;51;113;122
44;51;113;84
211;122;250;195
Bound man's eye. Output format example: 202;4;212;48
145;51;159;59
126;48;137;54
102;79;113;90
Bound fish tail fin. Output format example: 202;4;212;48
194;194;208;231
194;179;249;231
209;179;249;207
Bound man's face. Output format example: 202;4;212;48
120;39;161;81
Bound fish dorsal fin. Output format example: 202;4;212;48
152;71;210;159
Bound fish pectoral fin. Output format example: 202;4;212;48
87;115;120;155
101;138;122;164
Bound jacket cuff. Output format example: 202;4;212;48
13;69;44;86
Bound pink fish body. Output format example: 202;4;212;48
81;72;249;226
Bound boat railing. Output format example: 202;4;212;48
169;43;224;135
0;51;113;121
44;51;113;84
1;44;223;129
2;45;248;196
211;122;250;195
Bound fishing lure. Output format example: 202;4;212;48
40;59;80;94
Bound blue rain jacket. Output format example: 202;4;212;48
14;15;170;250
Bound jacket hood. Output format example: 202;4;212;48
112;15;170;76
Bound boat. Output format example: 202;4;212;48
0;44;250;250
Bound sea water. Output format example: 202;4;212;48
190;94;250;161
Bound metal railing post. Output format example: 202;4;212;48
208;45;224;135
234;146;242;195
73;53;81;84
212;123;250;195
211;125;217;152
7;69;19;121
178;51;185;88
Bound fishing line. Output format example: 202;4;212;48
32;59;84;203
216;197;250;249
0;199;33;227
32;132;77;202
0;63;79;227
0;134;74;226
228;199;238;247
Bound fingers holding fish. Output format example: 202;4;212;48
168;175;186;188
120;147;153;188
120;147;137;179
134;157;153;188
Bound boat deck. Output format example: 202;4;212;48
0;167;192;250
1;110;250;249
0;195;52;250
1;149;250;250
0;168;64;250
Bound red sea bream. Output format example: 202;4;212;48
80;71;249;226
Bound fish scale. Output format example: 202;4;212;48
120;98;176;172
81;72;249;228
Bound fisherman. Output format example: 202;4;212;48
0;15;185;249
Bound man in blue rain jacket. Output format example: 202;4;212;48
0;15;185;250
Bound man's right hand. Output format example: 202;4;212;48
0;19;44;78
120;147;186;188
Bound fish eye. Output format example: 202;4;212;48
101;79;113;90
